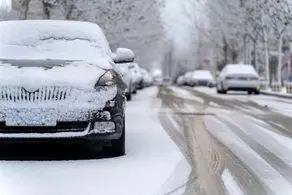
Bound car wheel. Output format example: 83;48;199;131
220;82;226;94
104;117;125;157
126;92;132;101
248;90;252;95
254;89;260;95
132;87;137;94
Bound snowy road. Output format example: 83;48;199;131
0;87;190;195
1;85;292;195
159;86;292;195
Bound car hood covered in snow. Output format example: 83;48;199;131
0;60;108;90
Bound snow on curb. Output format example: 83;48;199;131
261;91;292;99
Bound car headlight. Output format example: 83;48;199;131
96;71;116;86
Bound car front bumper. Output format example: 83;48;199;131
224;80;260;90
0;97;125;142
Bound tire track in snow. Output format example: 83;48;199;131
214;113;292;184
205;115;292;195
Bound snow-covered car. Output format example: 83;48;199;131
216;64;260;94
113;48;136;101
176;75;185;86
183;72;194;86
141;69;153;87
131;63;143;90
0;20;127;156
190;70;215;87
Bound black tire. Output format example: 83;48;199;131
132;87;137;94
217;88;222;94
221;90;227;94
126;92;132;101
104;117;125;157
248;90;252;95
254;90;260;95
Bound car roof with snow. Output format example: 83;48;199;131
192;70;213;79
224;64;258;76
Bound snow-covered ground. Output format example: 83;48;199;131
194;86;292;117
0;87;187;195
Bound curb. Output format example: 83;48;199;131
261;91;292;99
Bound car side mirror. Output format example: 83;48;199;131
112;48;135;63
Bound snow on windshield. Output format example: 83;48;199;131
193;70;213;79
0;20;111;62
226;64;258;75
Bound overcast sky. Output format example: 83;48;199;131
162;0;197;54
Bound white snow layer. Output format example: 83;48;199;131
0;87;185;195
204;115;292;195
169;86;204;102
0;61;106;89
192;70;213;80
224;64;258;76
0;20;112;65
221;169;244;195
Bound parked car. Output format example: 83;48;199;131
141;69;153;87
176;75;185;86
0;20;127;156
216;64;260;94
190;70;215;87
131;63;143;90
113;48;136;101
184;72;194;86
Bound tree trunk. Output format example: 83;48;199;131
243;35;247;63
277;34;283;84
263;28;270;85
231;49;238;63
288;57;291;79
42;1;50;19
19;0;31;20
253;39;257;70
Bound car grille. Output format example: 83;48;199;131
197;80;209;86
0;121;88;133
237;77;248;80
0;87;71;102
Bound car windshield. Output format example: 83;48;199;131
0;21;109;62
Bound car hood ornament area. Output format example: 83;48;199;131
22;86;40;93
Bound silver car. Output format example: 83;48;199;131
216;64;260;94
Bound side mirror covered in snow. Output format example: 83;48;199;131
112;48;135;63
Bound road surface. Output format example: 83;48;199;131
1;86;292;195
159;85;292;195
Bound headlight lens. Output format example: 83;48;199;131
97;71;115;86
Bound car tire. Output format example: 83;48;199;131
219;82;226;94
132;87;137;94
126;92;132;101
104;117;125;157
254;90;260;95
248;90;252;95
